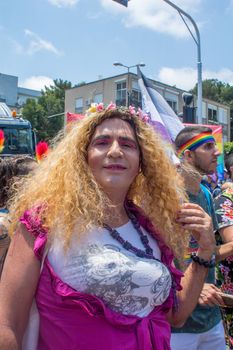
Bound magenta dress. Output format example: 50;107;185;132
20;203;183;350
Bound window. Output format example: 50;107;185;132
75;98;83;113
218;108;228;124
129;80;142;108
166;100;178;114
94;93;103;104
208;105;218;123
115;81;127;106
164;91;178;114
130;89;142;108
1;128;33;155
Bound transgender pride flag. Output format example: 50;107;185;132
137;67;184;163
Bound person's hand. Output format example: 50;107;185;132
198;283;224;307
176;203;215;259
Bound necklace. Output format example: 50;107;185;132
103;211;158;260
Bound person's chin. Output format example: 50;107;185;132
208;166;217;174
101;178;127;190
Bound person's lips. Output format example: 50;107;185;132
104;164;127;170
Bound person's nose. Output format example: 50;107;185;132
107;140;123;158
214;145;220;156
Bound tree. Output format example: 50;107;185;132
22;98;49;141
191;79;233;142
22;79;73;142
224;142;233;155
190;79;225;103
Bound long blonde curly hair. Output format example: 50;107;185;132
9;108;188;257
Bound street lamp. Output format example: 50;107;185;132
161;0;202;124
112;0;202;123
113;62;145;106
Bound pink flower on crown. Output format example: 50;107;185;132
137;108;150;123
106;102;116;110
96;103;104;112
142;115;150;123
137;108;143;119
129;105;136;115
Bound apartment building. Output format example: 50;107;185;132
65;73;230;141
0;72;41;111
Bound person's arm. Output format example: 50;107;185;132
0;224;40;350
214;193;233;261
198;197;233;307
167;203;216;327
0;215;11;278
198;228;233;307
215;237;233;262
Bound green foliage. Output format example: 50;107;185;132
224;142;233;155
22;79;73;142
190;79;228;103
191;79;233;141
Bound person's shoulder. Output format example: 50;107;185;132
199;184;213;205
200;183;211;195
216;187;233;200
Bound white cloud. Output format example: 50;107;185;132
48;0;79;7
20;76;55;91
101;0;203;39
157;67;233;90
24;29;62;56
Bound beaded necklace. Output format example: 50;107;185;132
104;209;179;310
103;211;159;261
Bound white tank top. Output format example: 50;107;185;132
48;221;172;317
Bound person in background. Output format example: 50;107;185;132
221;154;233;191
201;173;222;198
172;125;226;350
0;105;215;350
215;153;233;349
0;156;37;277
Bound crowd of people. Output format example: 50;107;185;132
0;104;232;349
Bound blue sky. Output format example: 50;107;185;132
0;0;232;91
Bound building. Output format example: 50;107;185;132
65;73;231;142
0;72;41;111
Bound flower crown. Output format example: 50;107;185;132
86;102;151;123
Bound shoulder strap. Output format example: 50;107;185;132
200;184;212;212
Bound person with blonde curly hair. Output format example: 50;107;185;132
0;106;215;350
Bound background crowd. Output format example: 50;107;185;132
0;106;232;349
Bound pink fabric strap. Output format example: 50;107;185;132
19;207;48;261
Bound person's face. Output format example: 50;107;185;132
188;141;220;175
87;118;140;197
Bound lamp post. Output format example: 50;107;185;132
113;62;145;106
112;0;202;123
161;0;202;124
